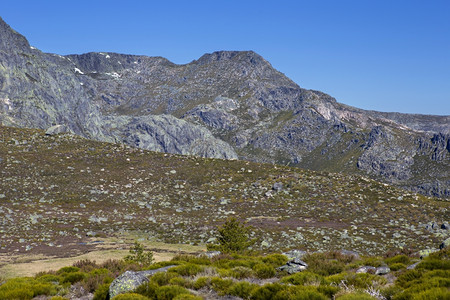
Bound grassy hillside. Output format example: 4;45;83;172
0;125;448;261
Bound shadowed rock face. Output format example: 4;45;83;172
0;17;448;197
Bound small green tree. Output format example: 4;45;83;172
124;241;154;267
208;217;255;253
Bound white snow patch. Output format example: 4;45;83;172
118;61;122;64
80;82;84;86
106;54;110;59
133;61;138;64
74;68;84;75
30;46;36;50
105;72;121;79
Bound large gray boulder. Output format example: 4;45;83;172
45;124;70;135
109;265;175;299
277;257;308;274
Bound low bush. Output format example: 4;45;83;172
210;277;234;295
150;272;181;286
0;277;57;300
249;283;284;300
336;292;376;299
112;293;150;300
155;285;191;300
252;263;276;279
230;266;254;279
60;271;86;284
228;281;258;299
171;263;203;277
303;253;345;276
281;271;326;286
384;255;411;266
92;283;110;300
262;253;288;267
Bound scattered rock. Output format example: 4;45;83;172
45;124;70;136
282;249;307;260
109;266;175;299
407;262;421;270
272;182;283;192
375;266;391;275
439;237;450;250
277;257;308;274
203;251;221;258
356;266;377;274
441;223;449;230
338;250;360;260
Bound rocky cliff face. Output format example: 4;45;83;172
0;17;448;197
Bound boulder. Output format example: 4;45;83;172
356;266;376;274
439;237;450;250
277;257;308;274
375;266;391;275
282;249;307;260
203;251;221;258
109;266;175;299
45;124;70;135
441;223;449;230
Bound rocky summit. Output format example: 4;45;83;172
0;17;448;197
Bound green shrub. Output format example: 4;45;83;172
171;263;203;277
337;292;376;299
228;281;258;299
93;283;110;300
171;254;211;265
0;277;56;299
207;217;255;253
275;286;328;300
390;263;407;271
50;296;68;300
60;271;86;284
124;241;154;267
211;277;234;295
281;271;325;286
385;255;411;266
262;253;288;267
150;272;180;286
155;285;190;300
134;281;158;298
317;285;340;298
253;263;276;279
250;283;284;300
303;253;345;276
57;266;80;274
169;277;188;287
416;259;450;271
360;257;383;268
230;266;254;279
112;293;150;300
36;274;61;283
327;272;386;289
412;287;450;300
193;277;210;290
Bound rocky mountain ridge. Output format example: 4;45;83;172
0;17;448;197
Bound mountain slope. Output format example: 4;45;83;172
0;17;448;197
0;125;448;257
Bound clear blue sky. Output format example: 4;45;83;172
2;0;449;115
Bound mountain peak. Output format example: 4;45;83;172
0;17;31;52
196;50;268;66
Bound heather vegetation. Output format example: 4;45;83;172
0;244;448;299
